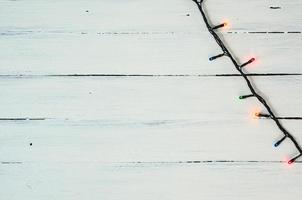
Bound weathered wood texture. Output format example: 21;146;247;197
1;0;302;199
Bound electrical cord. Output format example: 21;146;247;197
192;0;302;164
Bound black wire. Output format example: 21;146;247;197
193;0;302;162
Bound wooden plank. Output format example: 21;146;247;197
0;76;301;162
0;76;301;118
0;0;195;32
0;32;219;75
1;118;301;163
1;33;302;74
1;0;302;75
1;162;302;200
2;0;301;32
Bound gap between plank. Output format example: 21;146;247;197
0;73;302;78
2;160;302;165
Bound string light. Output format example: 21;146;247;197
192;0;302;164
288;154;302;165
240;58;256;68
209;53;225;61
239;94;254;99
274;136;287;147
255;112;271;118
212;23;228;30
255;113;302;120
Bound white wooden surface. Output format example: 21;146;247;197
1;0;302;199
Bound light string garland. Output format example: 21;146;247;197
192;0;302;164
